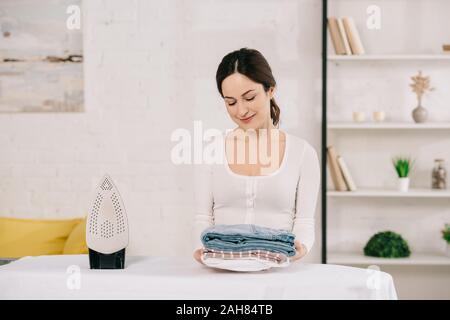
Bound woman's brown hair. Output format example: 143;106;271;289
216;48;281;127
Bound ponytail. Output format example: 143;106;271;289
270;97;281;127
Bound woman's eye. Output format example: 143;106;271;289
227;96;254;106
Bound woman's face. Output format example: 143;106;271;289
221;72;275;130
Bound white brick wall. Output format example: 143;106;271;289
2;0;450;299
0;0;322;259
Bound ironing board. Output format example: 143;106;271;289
0;254;398;300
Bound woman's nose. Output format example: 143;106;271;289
237;103;249;117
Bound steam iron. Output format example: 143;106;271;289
86;174;129;269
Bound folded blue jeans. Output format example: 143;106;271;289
201;224;296;257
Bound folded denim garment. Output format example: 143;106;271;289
201;224;296;257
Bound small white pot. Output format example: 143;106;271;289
353;111;366;123
373;111;386;122
446;243;450;257
398;177;410;192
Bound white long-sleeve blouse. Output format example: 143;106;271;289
192;131;321;256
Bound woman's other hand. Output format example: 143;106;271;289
193;248;205;264
291;240;307;262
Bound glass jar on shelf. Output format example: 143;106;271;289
432;159;447;189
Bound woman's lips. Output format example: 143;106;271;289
240;114;255;123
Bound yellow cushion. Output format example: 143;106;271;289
0;217;83;258
63;218;88;254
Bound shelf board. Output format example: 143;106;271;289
328;122;450;130
327;188;450;198
328;252;450;266
327;54;450;61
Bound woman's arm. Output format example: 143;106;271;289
291;142;321;259
191;163;215;262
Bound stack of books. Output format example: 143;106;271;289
443;44;450;53
327;16;365;55
327;145;357;192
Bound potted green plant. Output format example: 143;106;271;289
392;156;415;192
364;231;411;258
441;224;450;257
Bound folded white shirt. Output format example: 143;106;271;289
201;256;290;272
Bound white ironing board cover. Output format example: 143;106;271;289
0;255;398;300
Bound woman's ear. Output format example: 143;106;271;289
268;86;276;99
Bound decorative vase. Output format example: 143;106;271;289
446;243;450;257
412;105;428;123
432;159;447;189
398;177;410;192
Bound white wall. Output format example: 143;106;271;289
0;0;448;299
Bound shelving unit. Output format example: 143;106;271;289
328;252;450;266
321;0;450;265
328;54;450;61
327;188;450;198
328;122;450;130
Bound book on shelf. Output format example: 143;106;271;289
342;17;365;55
327;17;346;55
337;18;352;55
337;156;357;191
327;145;348;191
328;16;365;55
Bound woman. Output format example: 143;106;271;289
192;48;320;265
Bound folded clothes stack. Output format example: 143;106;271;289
200;224;296;272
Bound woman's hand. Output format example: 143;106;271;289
290;240;307;262
193;248;205;265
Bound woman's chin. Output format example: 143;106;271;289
239;125;257;131
236;120;259;130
